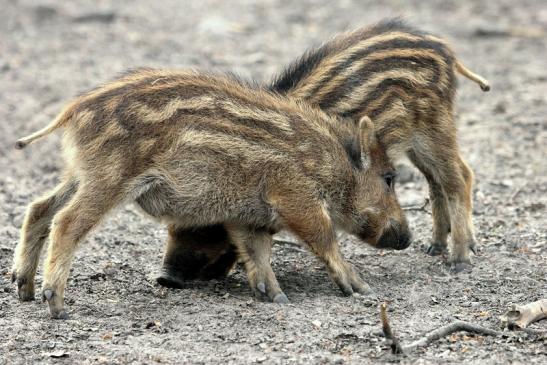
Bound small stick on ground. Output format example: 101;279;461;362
379;302;506;354
402;321;504;352
402;198;431;214
380;302;403;354
510;184;525;201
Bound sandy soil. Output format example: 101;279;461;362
0;0;546;364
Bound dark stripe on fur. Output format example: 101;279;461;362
306;40;452;104
336;79;434;119
270;18;416;92
316;54;446;111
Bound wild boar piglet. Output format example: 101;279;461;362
13;69;409;319
160;18;490;285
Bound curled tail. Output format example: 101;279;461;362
455;60;490;92
15;101;78;149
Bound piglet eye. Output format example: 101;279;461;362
383;172;396;189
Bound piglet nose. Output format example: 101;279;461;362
377;220;412;250
395;230;411;250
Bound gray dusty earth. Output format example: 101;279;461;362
0;0;546;364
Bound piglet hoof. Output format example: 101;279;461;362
273;292;289;304
352;281;373;295
331;266;369;297
13;272;35;302
50;308;69;320
336;281;355;297
156;270;185;289
18;283;36;302
347;268;371;295
42;288;69;320
448;249;473;273
426;242;447;256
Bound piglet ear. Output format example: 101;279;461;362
358;115;376;148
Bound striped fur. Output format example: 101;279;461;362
270;18;487;267
12;70;409;317
161;19;489;286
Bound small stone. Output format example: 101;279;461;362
493;102;506;114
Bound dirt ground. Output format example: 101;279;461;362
0;0;546;364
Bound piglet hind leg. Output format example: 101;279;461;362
411;136;477;271
409;127;477;272
12;178;78;302
445;156;477;272
41;183;123;319
227;226;288;304
407;150;450;256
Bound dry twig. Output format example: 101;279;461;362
380;302;403;353
379;302;507;354
402;198;431;214
402;321;503;351
510;184;525;201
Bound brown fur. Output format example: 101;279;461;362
161;19;489;283
13;69;409;318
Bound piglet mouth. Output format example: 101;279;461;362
356;219;411;249
356;227;380;245
376;226;411;250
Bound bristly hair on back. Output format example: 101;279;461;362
269;18;424;93
269;45;333;93
77;67;264;98
223;70;263;90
